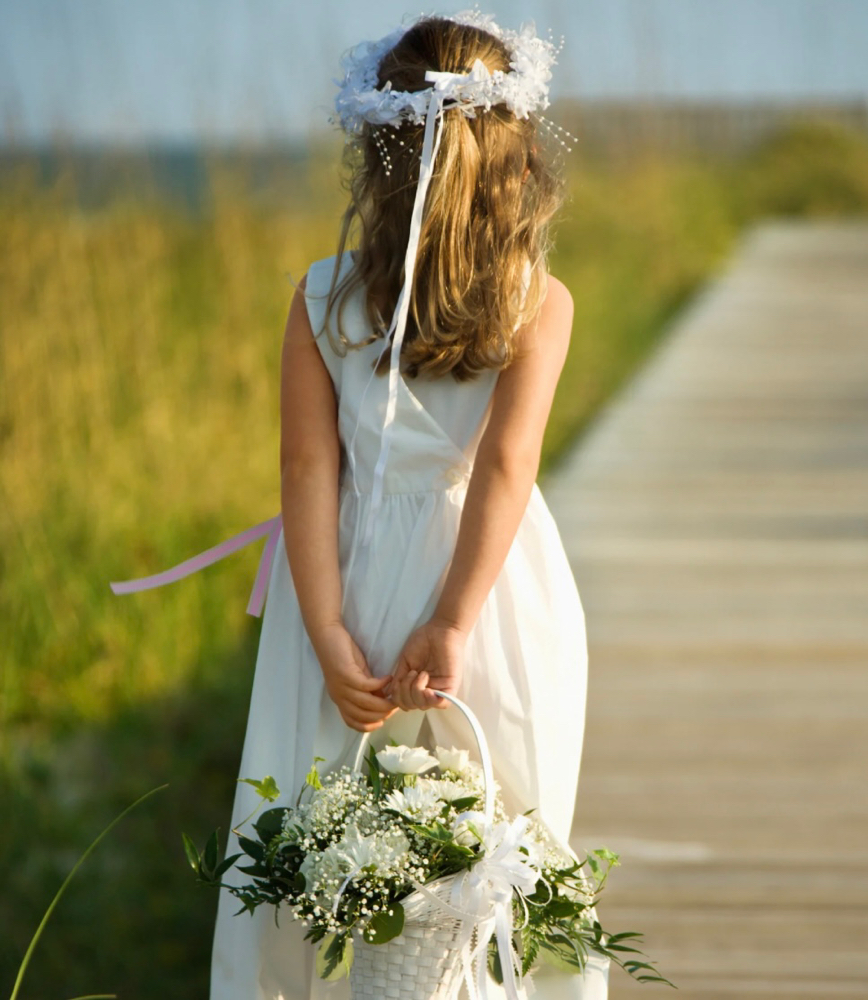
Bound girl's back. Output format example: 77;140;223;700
304;250;500;495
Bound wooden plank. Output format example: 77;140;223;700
542;221;868;997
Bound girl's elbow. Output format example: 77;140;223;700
483;443;540;483
280;448;337;484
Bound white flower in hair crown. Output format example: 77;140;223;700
331;7;571;138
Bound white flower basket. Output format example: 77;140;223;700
348;692;495;1000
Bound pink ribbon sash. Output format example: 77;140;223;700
109;514;282;617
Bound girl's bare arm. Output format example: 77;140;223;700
279;274;342;636
390;274;574;710
280;276;396;731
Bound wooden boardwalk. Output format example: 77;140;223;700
543;221;868;998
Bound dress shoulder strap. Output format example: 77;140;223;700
303;251;357;389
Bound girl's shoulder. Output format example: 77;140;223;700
302;251;356;296
542;271;572;309
518;272;573;361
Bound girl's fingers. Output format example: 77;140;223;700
423;674;457;708
352;673;392;691
410;670;430;711
347;691;397;715
346;716;384;733
390;678;411;712
421;683;443;703
343;702;395;725
392;670;418;712
391;656;410;681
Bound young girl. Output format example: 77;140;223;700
115;9;609;999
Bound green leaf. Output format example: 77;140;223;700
305;761;324;791
237;835;265;862
365;903;405;944
449;796;480;812
239;775;281;802
606;931;644;944
254;807;286;842
585;854;602;879
181;833;201;874
232;894;259;917
538;930;587;975
213;853;243;880
236;862;268;878
488;939;504;984
520;925;541;975
316;932;352;980
203;830;220;876
365;746;383;798
409;821;454;843
591;847;620;866
623;960;660;973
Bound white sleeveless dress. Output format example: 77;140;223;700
209;251;610;999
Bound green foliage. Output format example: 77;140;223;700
182;828;243;885
365;745;383;799
239;775;280;801
497;849;674;988
304;760;325;792
734;119;868;219
4;117;867;994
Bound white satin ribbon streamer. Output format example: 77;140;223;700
361;85;447;545
450;814;540;1000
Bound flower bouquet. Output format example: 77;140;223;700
185;694;671;998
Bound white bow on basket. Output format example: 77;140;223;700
351;692;552;1000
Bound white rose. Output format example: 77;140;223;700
435;746;471;774
452;810;486;848
375;745;438;775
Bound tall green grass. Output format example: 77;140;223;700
2;118;867;997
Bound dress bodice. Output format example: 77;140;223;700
303;252;499;496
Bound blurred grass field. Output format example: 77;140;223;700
2;117;868;997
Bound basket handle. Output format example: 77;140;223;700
352;692;495;827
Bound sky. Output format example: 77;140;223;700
2;0;867;146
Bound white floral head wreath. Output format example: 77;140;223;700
328;9;576;543
331;8;572;141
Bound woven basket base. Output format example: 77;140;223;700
349;918;468;1000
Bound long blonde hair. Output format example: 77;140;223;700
320;15;566;381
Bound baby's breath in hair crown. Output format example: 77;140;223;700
329;7;576;152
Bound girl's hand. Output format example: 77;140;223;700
311;623;397;732
388;620;467;712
